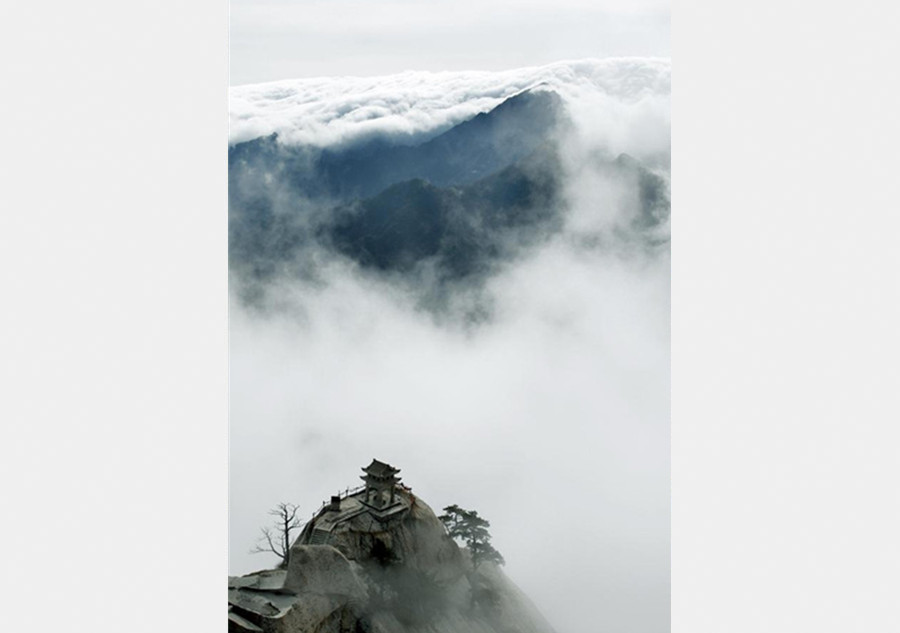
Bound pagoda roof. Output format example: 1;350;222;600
361;458;401;477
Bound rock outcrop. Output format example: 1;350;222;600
228;485;556;633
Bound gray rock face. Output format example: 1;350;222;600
228;489;557;633
311;493;466;583
282;545;366;600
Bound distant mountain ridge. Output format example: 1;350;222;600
228;87;669;302
327;143;563;279
318;88;565;198
229;89;567;284
229;88;564;201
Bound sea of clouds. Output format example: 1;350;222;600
230;57;669;151
230;58;670;633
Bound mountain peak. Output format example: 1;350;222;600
228;461;557;633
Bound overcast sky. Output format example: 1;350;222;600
229;0;670;84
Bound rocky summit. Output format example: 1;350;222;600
228;460;556;633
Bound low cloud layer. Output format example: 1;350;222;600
230;59;670;633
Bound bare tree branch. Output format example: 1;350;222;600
251;502;306;568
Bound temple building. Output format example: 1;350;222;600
360;458;402;509
297;459;410;547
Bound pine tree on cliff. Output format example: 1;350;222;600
439;504;505;569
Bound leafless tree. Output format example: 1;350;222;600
251;502;304;568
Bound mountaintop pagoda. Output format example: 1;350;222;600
360;458;401;509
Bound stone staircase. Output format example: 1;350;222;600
308;528;331;545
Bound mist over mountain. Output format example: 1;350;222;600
229;59;671;633
228;81;669;312
229;88;562;200
324;88;565;198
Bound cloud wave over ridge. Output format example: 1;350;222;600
230;57;670;150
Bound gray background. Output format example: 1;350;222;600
229;0;670;85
